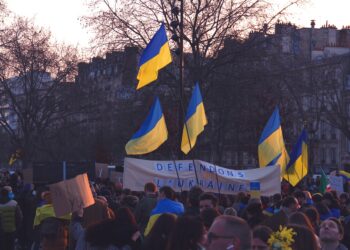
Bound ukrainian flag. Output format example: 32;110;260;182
144;198;184;236
136;24;172;89
258;107;289;176
339;170;350;183
181;82;208;154
125;97;168;155
284;129;308;186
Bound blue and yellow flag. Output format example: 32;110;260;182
181;83;207;154
258;107;289;176
284;129;308;186
144;198;184;236
125;97;168;155
136;24;172;89
338;170;350;183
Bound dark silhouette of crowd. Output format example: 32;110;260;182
0;170;350;250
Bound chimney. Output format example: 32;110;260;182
311;20;315;28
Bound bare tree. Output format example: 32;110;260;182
0;17;90;167
82;0;306;86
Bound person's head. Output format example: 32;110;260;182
319;218;344;243
207;215;252;250
41;191;52;204
145;213;177;250
144;182;157;193
288;224;319;250
312;193;323;203
252;225;272;250
199;193;218;213
339;192;350;205
116;206;137;226
323;192;335;206
167;215;205;250
40;217;68;250
200;207;220;231
188;186;204;208
288;212;314;232
303;207;320;228
120;195;139;210
303;191;312;201
294;191;306;205
0;186;10;202
223;207;237;216
272;193;282;203
246;202;263;218
281;196;299;215
159;186;175;200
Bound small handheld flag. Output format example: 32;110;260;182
258;107;289;176
284;129;308;186
181;83;207;154
136;24;172;90
125;97;168;155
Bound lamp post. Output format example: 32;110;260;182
170;0;185;157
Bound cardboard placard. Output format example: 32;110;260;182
49;173;95;217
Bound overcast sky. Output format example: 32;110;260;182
6;0;350;49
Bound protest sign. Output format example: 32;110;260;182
49;173;95;217
123;158;281;196
329;175;344;194
95;163;109;178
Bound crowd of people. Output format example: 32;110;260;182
0;170;350;250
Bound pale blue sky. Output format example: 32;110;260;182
7;0;350;49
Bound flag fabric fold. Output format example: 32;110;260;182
258;107;289;176
284;129;308;186
181;83;208;154
136;24;172;89
125;97;168;155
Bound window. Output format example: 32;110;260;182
330;148;337;163
346;75;350;89
321;148;326;164
331;132;336;140
321;121;326;139
237;152;243;165
224;151;232;166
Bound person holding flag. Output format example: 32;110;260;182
125;97;168;155
258;106;289;177
136;23;172;90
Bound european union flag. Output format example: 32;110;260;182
284;129;308;186
125;97;168;155
258;107;289;176
181;83;207;154
136;24;172;89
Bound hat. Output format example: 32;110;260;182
3;186;12;192
248;198;262;205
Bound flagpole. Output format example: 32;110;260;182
213;164;222;199
176;0;200;185
167;144;183;193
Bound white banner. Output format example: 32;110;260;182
123;158;281;196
